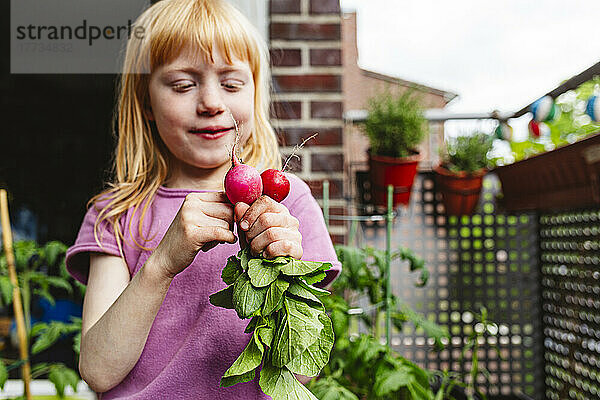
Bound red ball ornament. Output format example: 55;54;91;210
528;119;541;138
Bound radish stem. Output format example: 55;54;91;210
282;133;318;172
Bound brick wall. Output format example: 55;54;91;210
270;0;345;242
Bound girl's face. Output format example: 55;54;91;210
147;46;255;188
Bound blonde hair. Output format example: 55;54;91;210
91;0;281;250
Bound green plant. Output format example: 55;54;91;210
441;133;494;173
0;240;84;398
309;244;444;399
310;244;501;400
363;90;427;158
458;307;502;400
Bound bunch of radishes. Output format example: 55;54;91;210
224;118;314;206
224;146;290;205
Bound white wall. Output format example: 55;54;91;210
226;0;268;41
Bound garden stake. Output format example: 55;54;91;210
385;185;393;347
348;219;358;246
0;189;32;400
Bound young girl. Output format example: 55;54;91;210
65;0;340;398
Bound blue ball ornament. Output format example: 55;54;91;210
586;95;600;122
531;96;557;122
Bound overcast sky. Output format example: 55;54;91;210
341;0;600;117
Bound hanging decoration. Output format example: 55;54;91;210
494;122;513;141
586;95;599;122
531;95;559;122
528;119;541;138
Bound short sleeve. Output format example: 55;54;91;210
65;201;123;285
283;174;341;288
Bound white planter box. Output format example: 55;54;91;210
0;379;96;399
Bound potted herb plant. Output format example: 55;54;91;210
362;90;427;208
434;132;494;215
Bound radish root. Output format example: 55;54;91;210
282;133;318;172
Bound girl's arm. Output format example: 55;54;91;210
79;192;236;392
79;252;173;393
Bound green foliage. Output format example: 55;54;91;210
31;318;82;355
363;90;427;158
310;244;445;399
459;308;503;400
441;133;494;173
509;76;600;162
311;243;496;400
0;240;83;398
0;360;8;390
210;248;334;400
48;364;79;398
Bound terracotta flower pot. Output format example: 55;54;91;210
434;165;486;215
368;151;421;208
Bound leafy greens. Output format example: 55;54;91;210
210;248;334;400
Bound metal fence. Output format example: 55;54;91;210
342;171;544;399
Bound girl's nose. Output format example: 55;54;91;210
197;84;225;116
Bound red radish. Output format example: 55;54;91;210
259;133;318;203
224;113;263;205
224;143;263;205
261;169;290;202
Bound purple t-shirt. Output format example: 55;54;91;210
66;174;340;400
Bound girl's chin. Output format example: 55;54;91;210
194;156;232;170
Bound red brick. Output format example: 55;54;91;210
310;49;342;66
272;74;341;92
311;101;342;119
270;0;301;14
306;179;343;198
278;127;342;146
310;0;340;14
270;23;340;41
311;153;343;172
328;206;345;216
270;48;302;67
325;206;346;227
271;101;301;120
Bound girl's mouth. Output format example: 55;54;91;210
189;126;233;140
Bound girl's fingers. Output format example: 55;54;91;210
263;239;303;260
238;196;287;231
234;202;250;224
245;212;298;240
198;215;231;232
200;226;237;248
249;227;302;257
200;202;235;223
189;191;230;203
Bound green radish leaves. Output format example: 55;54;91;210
232;273;268;319
209;248;334;400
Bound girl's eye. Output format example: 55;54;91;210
222;80;244;91
172;82;195;92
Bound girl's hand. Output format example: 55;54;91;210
155;192;236;279
234;195;303;259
